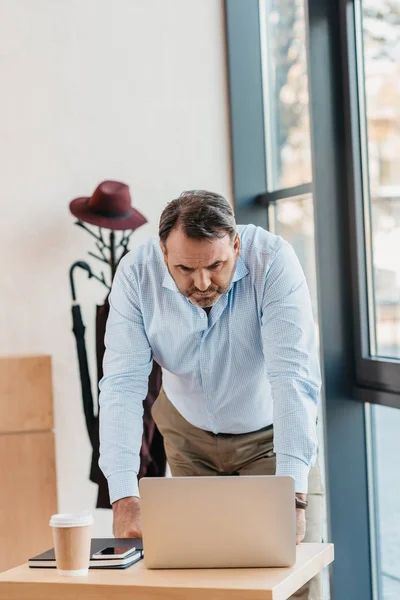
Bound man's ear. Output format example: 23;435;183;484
233;233;241;258
159;240;168;265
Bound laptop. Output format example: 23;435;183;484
139;475;296;569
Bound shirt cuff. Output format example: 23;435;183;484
107;471;140;504
275;454;310;494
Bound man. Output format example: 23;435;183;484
99;190;324;600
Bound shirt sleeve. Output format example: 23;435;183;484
98;259;153;503
261;239;321;494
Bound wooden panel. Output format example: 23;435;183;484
0;355;53;433
0;431;57;572
0;544;334;600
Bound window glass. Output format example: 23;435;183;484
361;0;400;359
368;403;400;599
273;194;318;324
261;0;312;189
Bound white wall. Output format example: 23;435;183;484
0;0;232;535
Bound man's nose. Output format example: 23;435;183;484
193;270;211;291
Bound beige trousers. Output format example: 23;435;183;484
152;389;325;600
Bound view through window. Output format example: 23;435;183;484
361;0;400;360
262;0;312;190
358;1;400;598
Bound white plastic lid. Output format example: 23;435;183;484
49;511;93;528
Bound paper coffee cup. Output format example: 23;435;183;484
49;511;93;576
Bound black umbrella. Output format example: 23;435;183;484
69;261;98;446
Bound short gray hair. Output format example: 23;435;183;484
159;190;236;245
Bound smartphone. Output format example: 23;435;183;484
92;546;137;559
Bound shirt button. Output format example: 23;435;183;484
204;369;209;374
200;313;205;318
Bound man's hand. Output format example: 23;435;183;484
295;493;307;545
112;496;142;538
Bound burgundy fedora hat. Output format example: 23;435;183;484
69;180;147;231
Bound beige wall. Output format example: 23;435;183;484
0;0;232;535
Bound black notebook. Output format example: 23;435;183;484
29;538;143;570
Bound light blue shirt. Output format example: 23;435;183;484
99;224;321;502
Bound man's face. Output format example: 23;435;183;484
161;228;240;308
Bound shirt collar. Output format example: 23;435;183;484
231;255;249;284
162;255;249;292
162;269;179;292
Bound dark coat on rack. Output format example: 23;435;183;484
89;298;166;508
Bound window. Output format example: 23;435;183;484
259;0;316;321
258;0;315;321
226;0;397;595
261;0;312;190
347;0;400;395
367;403;400;599
359;0;400;362
354;2;400;598
271;194;318;323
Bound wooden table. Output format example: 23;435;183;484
0;543;334;600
